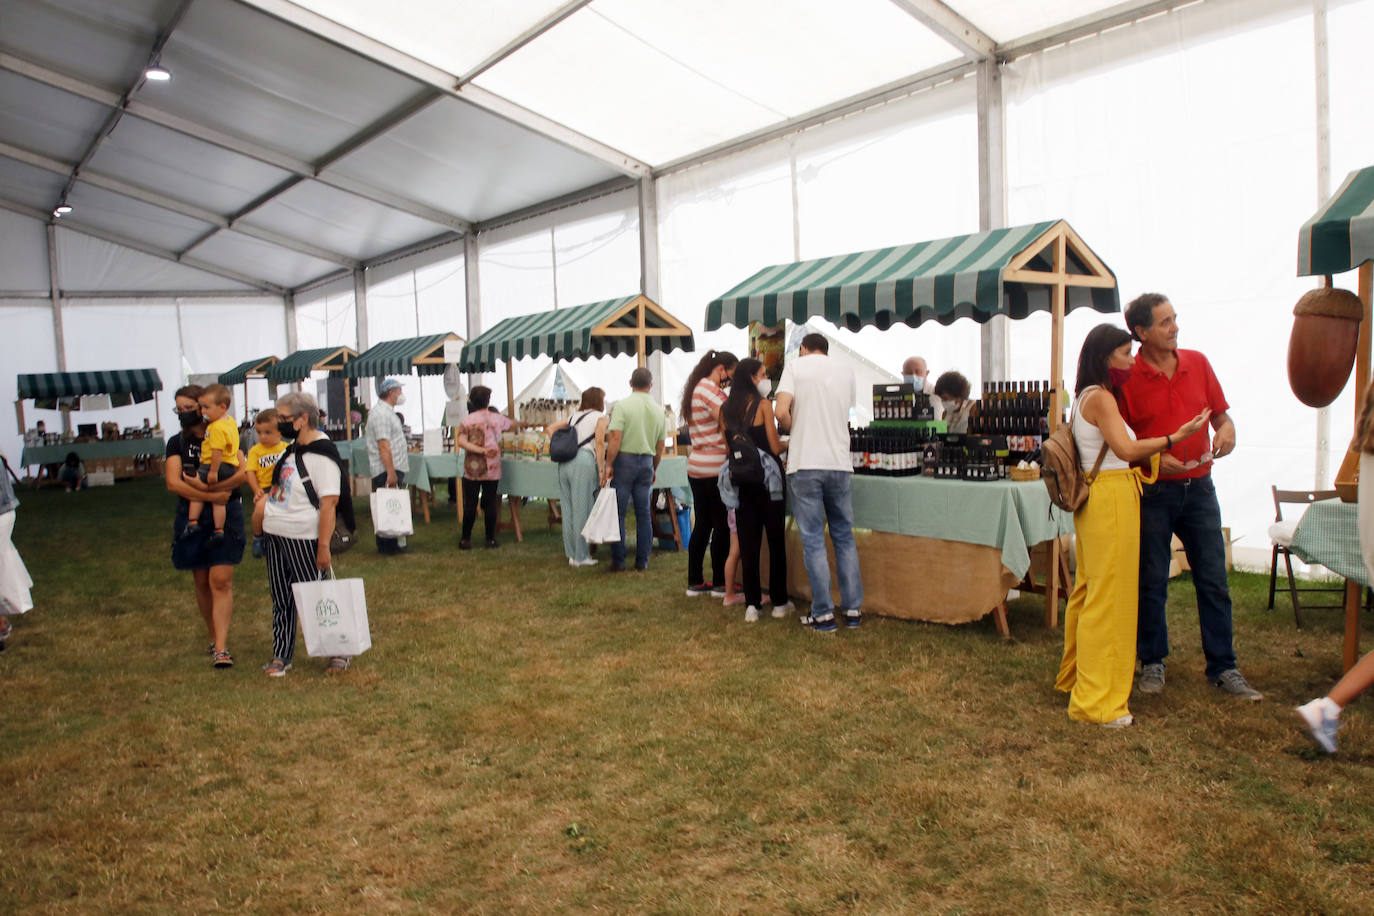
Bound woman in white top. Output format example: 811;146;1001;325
1056;325;1209;727
254;391;347;677
548;387;609;567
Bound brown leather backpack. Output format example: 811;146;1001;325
1040;400;1108;513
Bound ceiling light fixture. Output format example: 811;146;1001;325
144;64;171;82
53;205;73;217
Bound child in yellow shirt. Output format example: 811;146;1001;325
245;409;286;558
184;384;240;547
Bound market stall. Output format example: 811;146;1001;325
343;332;463;522
1294;165;1374;671
706;219;1118;630
264;346;358;440
217;355;280;424
458;294;696;543
15;368;165;479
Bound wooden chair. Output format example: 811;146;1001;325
1268;486;1345;628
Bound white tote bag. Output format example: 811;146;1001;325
0;512;33;616
370;487;414;538
293;572;371;658
580;487;622;544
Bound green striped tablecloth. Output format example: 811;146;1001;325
20;438;166;466
1289;498;1369;587
848;475;1073;582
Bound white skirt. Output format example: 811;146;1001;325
0;511;33;615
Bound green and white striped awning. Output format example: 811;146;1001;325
705;220;1118;332
218;356;279;385
458;296;694;373
265;346;356;382
1299;166;1374;276
344;333;459;378
18;368;162;399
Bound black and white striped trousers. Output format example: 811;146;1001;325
265;534;326;664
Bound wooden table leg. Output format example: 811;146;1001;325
1045;538;1061;629
420;488;431;525
1344;579;1361;673
992;601;1011;639
507;495;524;543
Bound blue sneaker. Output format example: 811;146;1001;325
1296;698;1341;754
801;612;837;633
843;609;862;628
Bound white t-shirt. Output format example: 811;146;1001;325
1071;387;1132;472
264;450;342;540
776;353;856;474
569;409;606;453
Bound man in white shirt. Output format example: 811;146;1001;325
366;378;409;555
775;333;863;633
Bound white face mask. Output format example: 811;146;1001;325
395;394;406;407
756;378;772;397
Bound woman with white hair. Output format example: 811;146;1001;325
255;391;350;677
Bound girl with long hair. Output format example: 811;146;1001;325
681;349;738;596
721;358;791;622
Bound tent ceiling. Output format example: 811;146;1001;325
1;0;1199;295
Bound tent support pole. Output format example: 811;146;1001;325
46;222;70;433
976;57;1009;386
506;362;516;420
465;233;483;389
344;378;352;441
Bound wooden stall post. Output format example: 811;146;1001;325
343;378;353;441
1042;232;1070;628
506;361;516;419
15;400;24;438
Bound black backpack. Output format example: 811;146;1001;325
550;411;596;463
725;398;764;486
272;438;358;553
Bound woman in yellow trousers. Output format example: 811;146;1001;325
1056;325;1211;727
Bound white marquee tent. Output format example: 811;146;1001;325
3;0;1373;566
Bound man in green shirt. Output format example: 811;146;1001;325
602;367;666;571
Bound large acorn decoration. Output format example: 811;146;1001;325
1287;281;1365;408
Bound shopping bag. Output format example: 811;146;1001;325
293;573;371;658
0;513;33;615
370;487;413;538
580;487;622;544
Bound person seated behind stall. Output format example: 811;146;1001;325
933;371;975;434
902;355;944;420
59;451;87;491
183;384;240;547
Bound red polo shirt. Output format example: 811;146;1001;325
1118;349;1228;481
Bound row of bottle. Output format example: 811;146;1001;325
849;427;1012;481
969;378;1064;441
518;398;578;427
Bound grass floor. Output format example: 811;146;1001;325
4;479;1374;914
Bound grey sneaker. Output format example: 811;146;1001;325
1137;663;1166;695
1296;698;1341;753
1213;668;1262;701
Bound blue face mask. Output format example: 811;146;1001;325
904;374;920;388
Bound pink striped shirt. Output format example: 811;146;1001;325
686;378;727;478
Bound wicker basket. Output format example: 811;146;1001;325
1008;466;1041;482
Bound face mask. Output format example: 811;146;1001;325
277;420;299;441
904;374;919;388
1108;367;1133;388
177;410;201;430
395;394;406;407
756;378;772;397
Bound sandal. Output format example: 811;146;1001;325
212;649;234;669
263;658;291;677
325;656;350;674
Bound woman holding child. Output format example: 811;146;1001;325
165;384;249;669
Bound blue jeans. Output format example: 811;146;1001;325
1138;474;1236;679
611;453;654;569
789;470;863;617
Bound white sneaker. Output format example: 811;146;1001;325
744;605;760;623
771;601;795;619
569;558;580;567
1297;698;1342;753
1100;714;1134;728
577;558;598;567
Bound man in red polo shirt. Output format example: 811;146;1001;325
1118;293;1261;701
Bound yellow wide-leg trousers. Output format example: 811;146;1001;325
1055;468;1145;724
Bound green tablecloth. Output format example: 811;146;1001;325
848;476;1073;581
20;438;165;466
1289;499;1369;587
346;441;687;497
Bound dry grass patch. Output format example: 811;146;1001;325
5;480;1374;913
